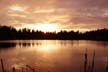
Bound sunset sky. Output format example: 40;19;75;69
0;0;108;32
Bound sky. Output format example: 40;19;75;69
0;0;108;32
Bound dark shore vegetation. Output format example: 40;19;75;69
0;25;108;41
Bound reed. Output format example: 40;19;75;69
90;51;95;72
84;48;88;72
106;57;108;72
26;65;35;72
0;59;6;72
12;67;15;72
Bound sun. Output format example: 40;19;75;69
22;23;59;32
34;23;58;32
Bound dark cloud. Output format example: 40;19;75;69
55;0;108;8
54;0;108;30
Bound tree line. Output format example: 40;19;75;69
0;25;108;41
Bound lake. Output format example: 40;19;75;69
0;40;108;72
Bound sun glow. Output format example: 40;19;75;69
34;23;58;32
35;40;58;53
9;5;26;12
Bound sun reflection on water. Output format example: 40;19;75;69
36;40;58;53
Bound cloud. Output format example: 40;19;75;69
55;0;108;8
54;0;108;30
0;0;108;31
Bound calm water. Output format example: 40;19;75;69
0;40;108;72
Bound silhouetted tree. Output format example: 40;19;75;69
0;25;108;41
0;26;17;40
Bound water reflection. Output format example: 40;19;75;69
0;42;16;48
18;41;42;48
0;41;42;48
0;40;108;72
